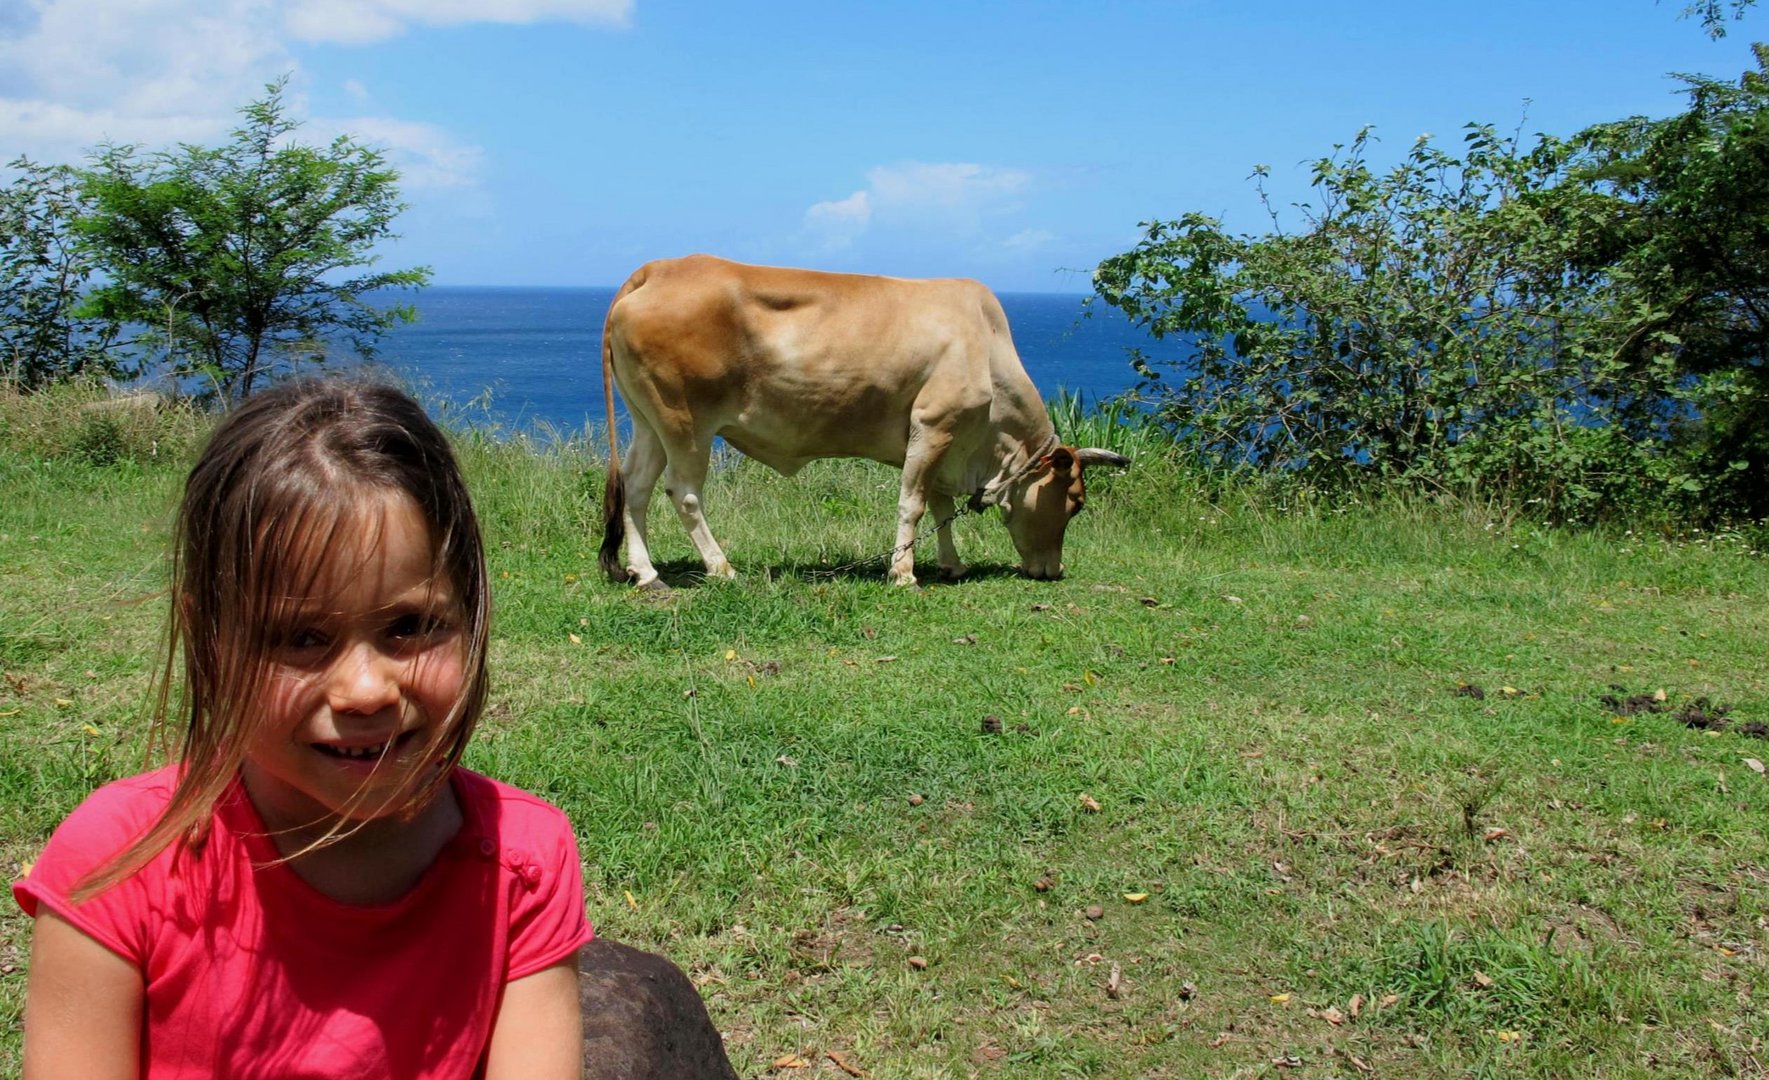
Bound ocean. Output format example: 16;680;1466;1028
372;286;1158;436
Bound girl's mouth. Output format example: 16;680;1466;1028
314;729;421;762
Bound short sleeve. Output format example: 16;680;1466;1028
12;774;171;967
503;806;591;982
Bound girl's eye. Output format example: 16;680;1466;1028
388;612;449;640
285;627;330;650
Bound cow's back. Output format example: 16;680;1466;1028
604;255;1011;471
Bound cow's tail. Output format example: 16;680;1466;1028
598;268;646;583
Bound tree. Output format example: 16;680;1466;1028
0;158;120;387
1683;0;1758;37
78;78;430;402
1092;124;1686;520
1574;44;1769;517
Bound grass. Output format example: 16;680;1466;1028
3;385;1768;1076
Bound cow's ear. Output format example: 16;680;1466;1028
1046;447;1077;475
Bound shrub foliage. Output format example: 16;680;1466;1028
1094;50;1769;523
0;160;120;388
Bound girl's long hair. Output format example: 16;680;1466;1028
74;376;491;900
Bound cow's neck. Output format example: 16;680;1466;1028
967;426;1060;510
961;356;1058;507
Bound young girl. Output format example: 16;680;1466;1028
14;377;590;1078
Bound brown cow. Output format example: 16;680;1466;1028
597;255;1130;587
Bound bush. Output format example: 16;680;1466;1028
0;379;203;465
1092;124;1696;524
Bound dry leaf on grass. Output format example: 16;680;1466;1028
1078;793;1102;813
826;1050;867;1077
770;1054;809;1069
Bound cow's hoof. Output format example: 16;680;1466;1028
887;573;919;587
936;563;968;582
706;562;737;582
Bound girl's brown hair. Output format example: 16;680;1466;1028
76;376;490;899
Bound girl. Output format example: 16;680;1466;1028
14;377;589;1078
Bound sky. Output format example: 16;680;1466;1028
0;0;1761;292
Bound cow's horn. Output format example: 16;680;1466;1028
1077;448;1132;468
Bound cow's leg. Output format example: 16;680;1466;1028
620;419;669;588
928;491;967;581
890;430;955;586
663;445;737;581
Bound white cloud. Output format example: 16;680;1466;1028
802;190;871;249
284;0;631;45
327;115;486;190
0;0;620;185
1002;227;1055;252
802;161;1032;248
0;0;289;158
866;162;1030;210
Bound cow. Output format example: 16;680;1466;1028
596;255;1130;588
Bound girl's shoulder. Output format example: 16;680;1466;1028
449;768;582;883
453;768;574;834
55;765;184;842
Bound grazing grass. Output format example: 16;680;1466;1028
3;389;1768;1076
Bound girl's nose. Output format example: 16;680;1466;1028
327;642;401;714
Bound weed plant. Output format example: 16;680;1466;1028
2;394;1766;1077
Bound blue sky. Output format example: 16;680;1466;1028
1;1;1759;291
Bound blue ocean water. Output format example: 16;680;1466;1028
372;287;1158;436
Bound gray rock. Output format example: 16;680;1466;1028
579;938;738;1080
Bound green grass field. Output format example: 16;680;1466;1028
3;390;1767;1076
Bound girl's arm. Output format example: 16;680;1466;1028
483;956;583;1078
22;911;143;1080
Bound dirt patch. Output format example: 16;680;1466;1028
1599;689;1667;717
1676;699;1732;732
1598;689;1759;739
788;907;876;974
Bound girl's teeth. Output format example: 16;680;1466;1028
337;743;386;758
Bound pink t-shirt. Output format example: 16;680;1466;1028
14;765;591;1078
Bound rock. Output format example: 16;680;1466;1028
579;938;739;1080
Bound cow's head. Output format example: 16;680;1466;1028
997;445;1131;580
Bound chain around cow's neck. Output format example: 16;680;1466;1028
969;431;1061;513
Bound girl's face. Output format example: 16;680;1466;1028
240;491;468;836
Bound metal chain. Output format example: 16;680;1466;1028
806;502;976;579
